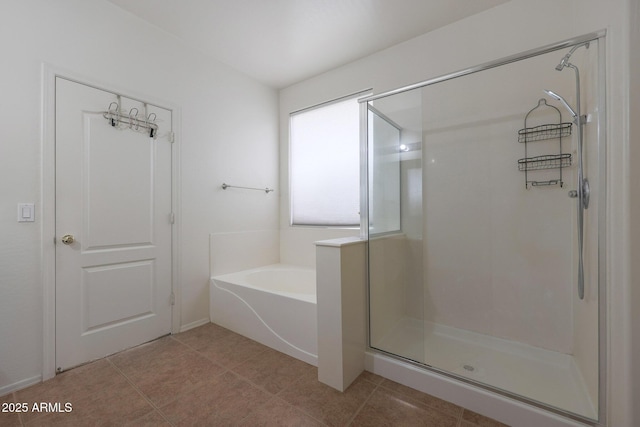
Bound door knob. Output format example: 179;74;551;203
61;234;75;245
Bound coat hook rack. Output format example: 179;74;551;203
222;183;274;194
103;101;159;138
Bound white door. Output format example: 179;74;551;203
55;77;173;372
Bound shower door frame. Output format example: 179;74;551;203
359;30;607;425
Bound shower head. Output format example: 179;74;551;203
554;42;590;71
555;54;570;71
544;90;577;118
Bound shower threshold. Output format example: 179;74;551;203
374;317;596;419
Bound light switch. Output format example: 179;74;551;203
18;203;35;222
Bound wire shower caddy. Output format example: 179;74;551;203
518;99;572;187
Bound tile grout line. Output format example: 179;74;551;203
166;333;283;425
271;373;331;426
169;333;274;397
272;394;330;426
232;389;328;427
170;334;270;373
12;391;26;427
17;330;255;425
105;356;178;426
171;326;335;425
227;365;297;402
112;335;277;423
343;378;382;426
458;408;471;427
171;334;328;427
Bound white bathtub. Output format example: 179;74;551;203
210;264;317;365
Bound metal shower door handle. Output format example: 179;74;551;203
569;181;589;203
582;178;590;209
576;177;590;300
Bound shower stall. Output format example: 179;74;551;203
361;32;605;423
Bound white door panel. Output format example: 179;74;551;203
55;77;172;371
83;117;155;248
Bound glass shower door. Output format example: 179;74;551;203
365;37;603;421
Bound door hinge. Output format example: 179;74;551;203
168;131;175;143
170;292;175;306
169;212;175;224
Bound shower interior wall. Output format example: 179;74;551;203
424;54;570;350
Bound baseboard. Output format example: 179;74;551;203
179;318;210;333
0;375;42;397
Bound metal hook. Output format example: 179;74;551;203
147;113;158;138
129;108;139;130
108;102;119;127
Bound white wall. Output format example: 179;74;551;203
279;0;635;424
0;0;278;394
626;0;640;423
209;230;279;277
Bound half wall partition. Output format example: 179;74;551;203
361;32;605;423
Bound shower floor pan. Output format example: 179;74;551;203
374;317;596;419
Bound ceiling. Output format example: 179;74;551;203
107;0;508;89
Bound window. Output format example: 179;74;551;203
290;94;364;226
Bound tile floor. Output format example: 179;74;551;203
1;323;509;426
